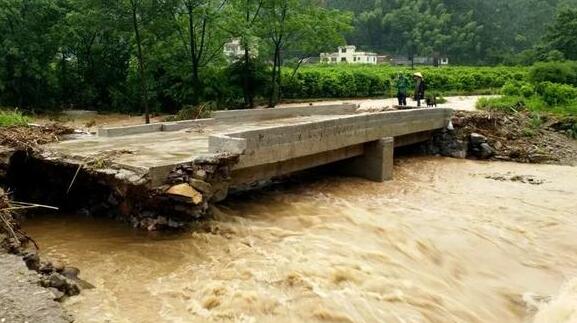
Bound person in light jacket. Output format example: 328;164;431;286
413;72;426;107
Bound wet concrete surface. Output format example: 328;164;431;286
0;253;72;323
44;115;345;171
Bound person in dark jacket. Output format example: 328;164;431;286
413;72;426;107
394;73;409;106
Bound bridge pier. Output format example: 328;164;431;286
341;137;394;182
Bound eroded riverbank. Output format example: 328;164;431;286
22;157;577;322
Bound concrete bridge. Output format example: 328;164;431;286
46;104;453;189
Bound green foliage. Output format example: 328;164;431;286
225;59;269;107
0;0;65;109
501;81;535;97
476;96;528;113
536;82;577;105
528;61;577;86
1;0;575;115
282;65;527;99
166;102;215;121
328;0;577;64
544;8;577;60
0;110;30;127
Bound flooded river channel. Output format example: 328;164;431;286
23;157;577;323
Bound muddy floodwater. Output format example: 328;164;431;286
23;157;577;323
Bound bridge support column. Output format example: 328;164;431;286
342;137;394;182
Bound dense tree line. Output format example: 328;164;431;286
326;0;577;64
0;0;576;115
0;0;350;116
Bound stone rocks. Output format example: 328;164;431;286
469;133;487;146
166;183;203;205
23;252;40;271
427;130;468;159
188;179;212;195
468;133;495;160
210;182;229;203
479;143;495;159
40;273;80;298
61;266;80;280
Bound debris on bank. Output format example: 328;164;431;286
428;111;577;165
0;124;74;151
478;173;545;185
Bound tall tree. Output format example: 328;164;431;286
174;0;229;103
0;0;65;109
261;0;350;107
227;0;265;108
59;0;131;110
128;0;151;123
544;7;577;60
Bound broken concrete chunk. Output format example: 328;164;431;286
166;183;203;205
189;179;212;194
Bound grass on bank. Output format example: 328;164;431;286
477;95;577;116
0;110;30;127
476;96;577;139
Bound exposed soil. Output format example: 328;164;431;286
433;111;577;165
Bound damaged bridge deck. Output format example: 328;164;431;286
7;104;452;229
44;104;453;188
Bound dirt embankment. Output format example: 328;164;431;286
430;111;577;165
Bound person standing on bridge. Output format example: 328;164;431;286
413;72;426;107
395;73;409;106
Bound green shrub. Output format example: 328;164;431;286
476;96;527;112
0;110;30;127
501;81;520;96
166;102;215;121
529;61;577;86
501;80;535;97
520;84;535;98
536;82;577;106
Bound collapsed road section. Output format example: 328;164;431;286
1;104;452;230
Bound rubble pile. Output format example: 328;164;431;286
429;111;577;165
138;154;239;231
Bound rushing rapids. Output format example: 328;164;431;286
23;157;577;323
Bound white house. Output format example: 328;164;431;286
223;39;258;62
320;46;378;65
223;39;244;61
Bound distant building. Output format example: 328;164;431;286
320;46;378;65
391;56;449;66
224;39;243;60
377;55;393;64
224;39;258;62
302;57;321;65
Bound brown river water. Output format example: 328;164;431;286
23;157;577;323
